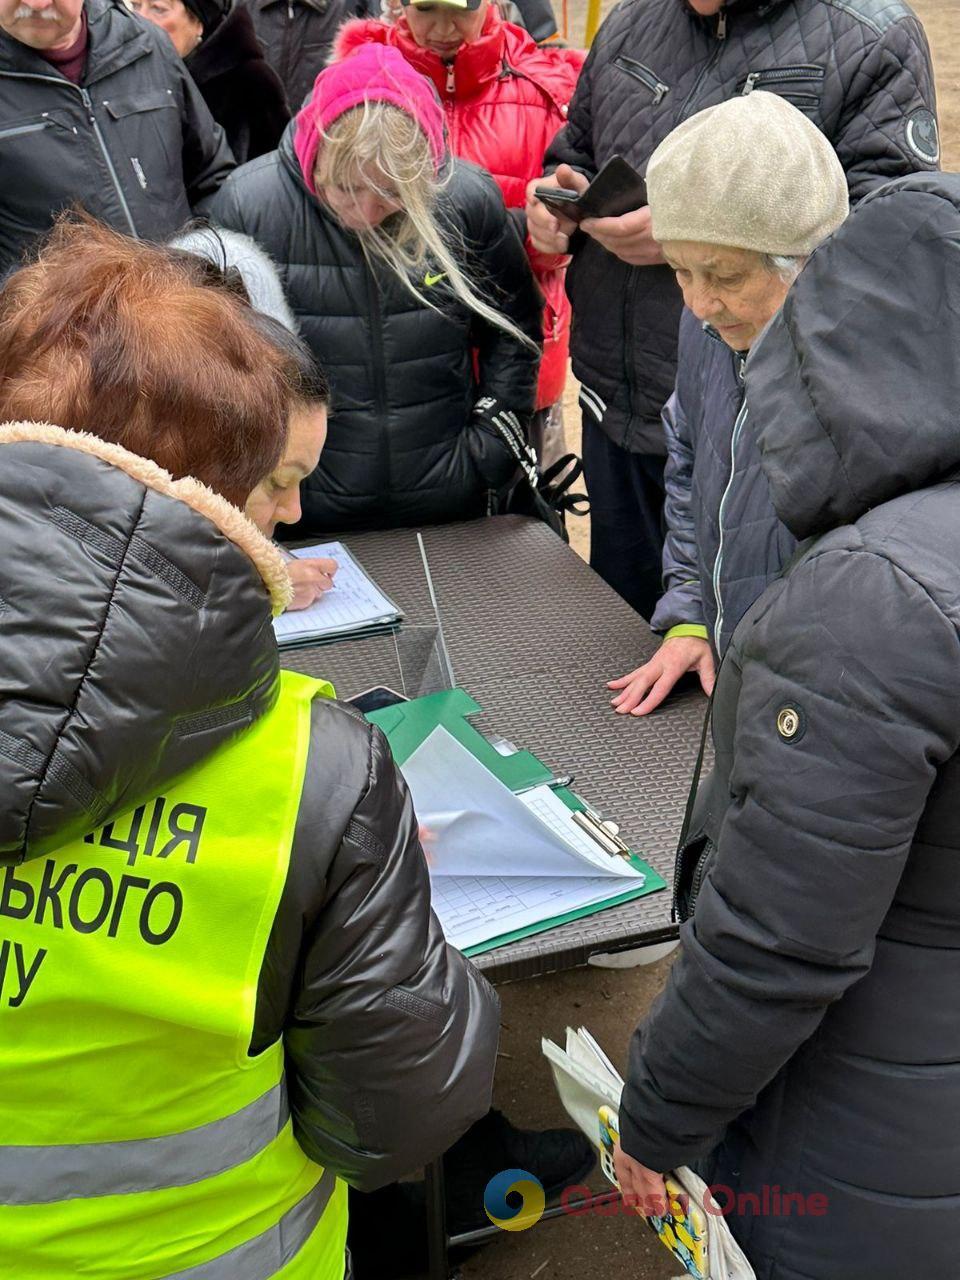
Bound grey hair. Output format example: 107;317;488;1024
758;253;805;284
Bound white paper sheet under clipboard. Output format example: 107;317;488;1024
401;726;644;952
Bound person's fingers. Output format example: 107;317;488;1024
607;667;645;689
613;670;660;713
699;655;717;696
555;163;589;193
631;670;677;716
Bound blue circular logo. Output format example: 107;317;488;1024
483;1168;546;1232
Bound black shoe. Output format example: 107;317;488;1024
443;1108;596;1234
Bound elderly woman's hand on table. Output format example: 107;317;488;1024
608;635;716;716
286;556;338;611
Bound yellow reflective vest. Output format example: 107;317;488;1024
0;670;347;1280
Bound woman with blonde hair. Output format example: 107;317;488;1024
211;44;542;535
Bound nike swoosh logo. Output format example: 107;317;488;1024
424;272;447;287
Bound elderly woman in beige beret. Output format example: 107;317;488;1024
608;91;849;715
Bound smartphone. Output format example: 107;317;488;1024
347;685;409;714
535;155;648;224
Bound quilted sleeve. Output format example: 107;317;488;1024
833;15;939;200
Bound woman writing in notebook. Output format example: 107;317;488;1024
0;216;501;1280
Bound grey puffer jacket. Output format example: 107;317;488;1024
621;173;960;1279
546;0;938;455
0;0;234;278
0;423;499;1191
211;125;542;535
650;310;796;655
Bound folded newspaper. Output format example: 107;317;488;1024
542;1027;755;1280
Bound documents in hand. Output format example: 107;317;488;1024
541;1028;756;1280
272;542;402;649
401;727;648;954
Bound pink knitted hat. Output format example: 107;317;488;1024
294;45;446;196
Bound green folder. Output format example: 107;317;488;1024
367;689;666;955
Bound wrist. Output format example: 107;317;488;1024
664;624;709;642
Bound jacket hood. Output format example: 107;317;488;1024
747;174;960;540
186;4;265;83
0;423;292;865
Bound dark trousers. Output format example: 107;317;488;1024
581;415;666;622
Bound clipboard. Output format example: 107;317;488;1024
366;690;666;954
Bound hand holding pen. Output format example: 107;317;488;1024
278;547;339;612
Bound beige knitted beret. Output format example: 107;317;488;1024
647;91;849;256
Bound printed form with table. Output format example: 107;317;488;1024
274;542;666;954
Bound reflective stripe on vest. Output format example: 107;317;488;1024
0;670;345;1280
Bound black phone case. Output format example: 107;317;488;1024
576;155;648;221
536;156;647;224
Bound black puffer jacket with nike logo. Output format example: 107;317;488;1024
211;122;543;533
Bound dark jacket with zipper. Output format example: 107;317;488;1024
622;173;960;1279
186;3;290;163
650;309;797;655
210;122;543;535
241;0;371;111
0;423;500;1194
0;0;234;277
546;0;939;456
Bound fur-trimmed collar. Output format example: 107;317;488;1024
0;421;293;615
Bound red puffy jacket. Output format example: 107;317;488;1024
335;12;584;410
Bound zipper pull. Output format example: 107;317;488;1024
445;63;455;94
653;79;668;104
716;9;726;38
79;87;95;123
287;0;293;17
742;71;759;94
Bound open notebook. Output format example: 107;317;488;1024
272;542;402;649
401;727;647;954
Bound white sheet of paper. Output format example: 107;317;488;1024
429;873;640;952
400;727;642;951
272;542;400;643
402;727;635;880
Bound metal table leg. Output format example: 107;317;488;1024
425;1157;450;1280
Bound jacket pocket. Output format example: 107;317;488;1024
102;89;179;119
614;56;670;104
0;118;53;143
673;831;716;923
101;89;181;200
736;64;824;110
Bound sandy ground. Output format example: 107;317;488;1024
454;2;960;1277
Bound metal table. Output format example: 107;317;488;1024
282;516;707;1276
282;515;706;981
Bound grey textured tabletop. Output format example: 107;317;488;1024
281;516;707;983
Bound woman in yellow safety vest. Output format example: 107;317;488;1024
0;215;500;1280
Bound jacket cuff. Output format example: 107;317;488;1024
617;1100;707;1176
664;624;709;641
